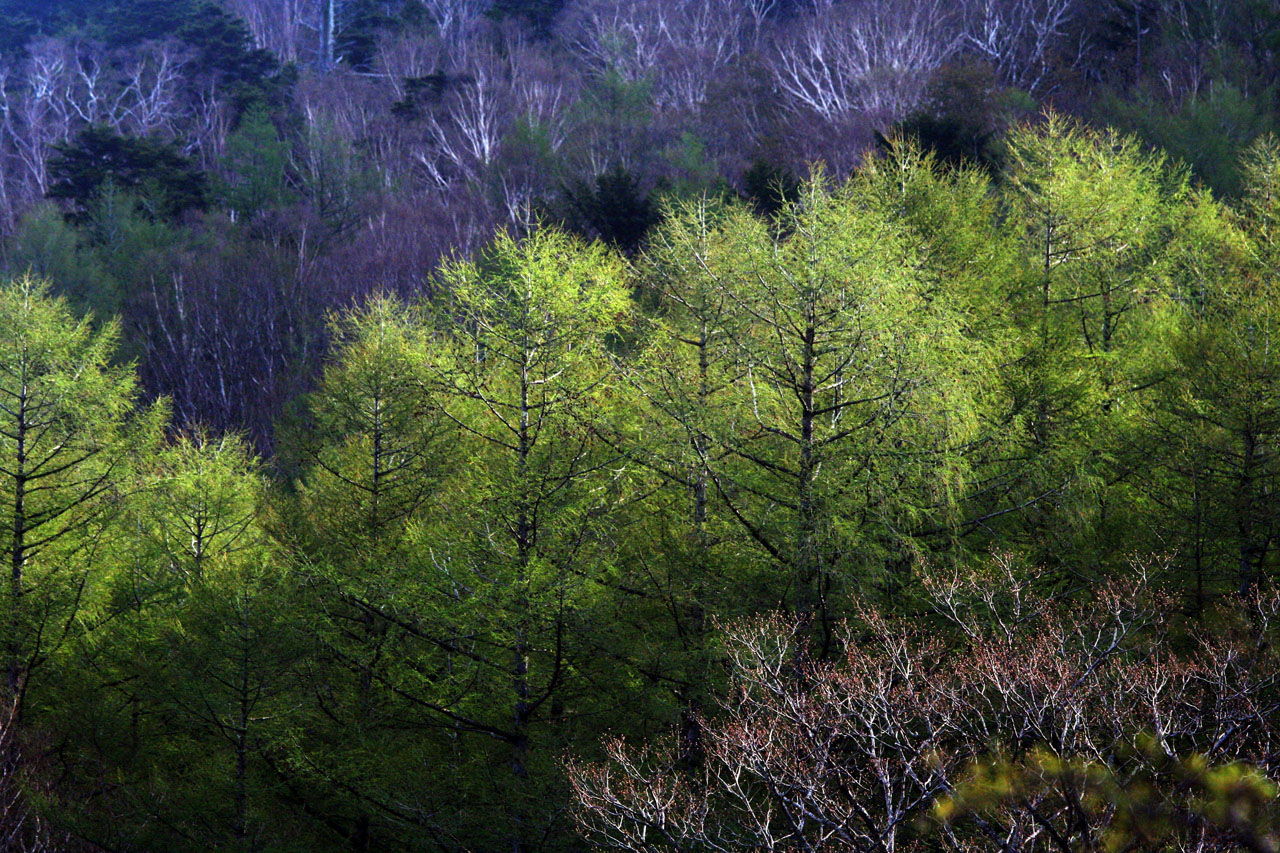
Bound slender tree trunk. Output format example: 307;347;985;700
1192;472;1205;615
796;318;819;626
1037;212;1053;446
1;380;24;812
232;592;255;851
679;328;711;768
510;353;532;853
323;0;337;68
6;376;26;704
370;393;383;538
692;325;709;529
1238;429;1263;597
235;663;249;850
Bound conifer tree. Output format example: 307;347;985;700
1002;114;1183;575
667;175;983;632
0;275;162;710
422;228;632;849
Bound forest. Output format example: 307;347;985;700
0;0;1279;850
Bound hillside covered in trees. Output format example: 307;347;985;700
0;1;1279;851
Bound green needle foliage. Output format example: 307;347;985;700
0;275;163;710
8;118;1280;852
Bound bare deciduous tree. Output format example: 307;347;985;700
425;58;506;181
563;0;751;112
570;556;1280;851
421;0;493;46
0;37;209;224
961;0;1079;94
375;31;449;100
117;43;187;137
3;41;76;202
221;0;322;64
772;0;961;126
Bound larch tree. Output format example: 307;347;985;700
0;275;161;712
1003;113;1176;428
42;430;313;852
616;196;756;764
288;231;635;851
134;433;304;851
1132;190;1241;608
1001;113;1183;576
1151;137;1280;599
422;228;633;850
854;140;1028;562
675;172;985;639
287;294;458;850
295;295;448;555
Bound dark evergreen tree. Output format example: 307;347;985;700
47;126;208;224
488;0;567;38
559;165;660;255
741;159;801;218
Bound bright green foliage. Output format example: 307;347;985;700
608;197;756;753
285;234;636;848
1004;113;1178;397
0;275;163;705
418;228;633;846
1128;189;1244;605
1143;136;1280;599
1163;271;1280;597
296;295;445;554
142;431;263;578
286;295;455;848
629;196;751;556
1002;114;1185;574
44;428;324;853
627;152;1014;654
122;439;307;851
856;141;1029;560
10;111;1280;851
647;171;988;625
